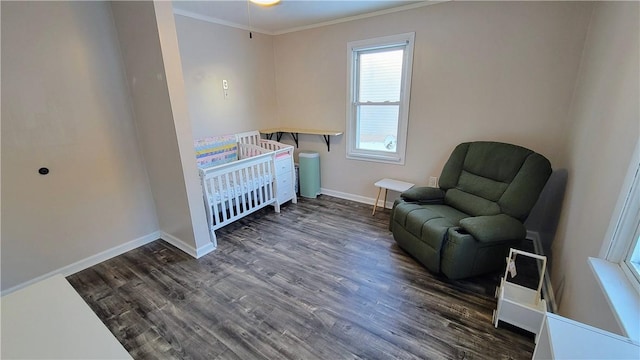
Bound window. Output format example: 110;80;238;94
590;142;640;341
625;220;640;284
602;141;640;292
616;161;640;288
346;33;415;164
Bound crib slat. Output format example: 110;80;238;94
236;167;244;213
252;163;260;205
219;174;229;222
218;174;228;223
211;176;219;224
258;162;266;205
244;166;253;212
232;169;242;216
231;172;238;218
262;161;269;202
268;160;274;201
229;173;235;219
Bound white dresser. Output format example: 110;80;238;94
273;147;297;206
533;312;640;359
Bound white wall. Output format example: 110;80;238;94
155;1;213;255
174;15;277;139
110;1;211;257
552;1;640;334
272;1;592;200
1;2;159;291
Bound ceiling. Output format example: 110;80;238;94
172;1;432;35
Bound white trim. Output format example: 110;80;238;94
273;2;443;35
589;257;640;342
173;2;444;36
600;139;640;260
621;252;640;294
173;9;271;35
160;231;216;259
0;231;161;297
320;187;395;210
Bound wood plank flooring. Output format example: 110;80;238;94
67;195;535;359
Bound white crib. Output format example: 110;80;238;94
196;131;296;246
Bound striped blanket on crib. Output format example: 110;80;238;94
194;134;237;168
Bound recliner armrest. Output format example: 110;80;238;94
458;214;526;243
400;187;445;204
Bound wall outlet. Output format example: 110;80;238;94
428;176;438;187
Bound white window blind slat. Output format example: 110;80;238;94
358;49;403;103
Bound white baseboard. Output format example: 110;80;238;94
320;187;394;209
160;231;215;259
1;231;161;296
525;230;557;313
1;230;218;296
2;191;380;297
197;242;216;258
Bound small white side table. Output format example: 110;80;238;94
373;178;415;215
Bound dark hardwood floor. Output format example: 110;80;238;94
68;195;534;359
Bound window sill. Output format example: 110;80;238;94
588;257;640;343
346;153;404;165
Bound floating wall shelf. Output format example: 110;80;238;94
260;128;343;151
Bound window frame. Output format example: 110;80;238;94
588;139;640;341
601;139;640;294
623;219;640;284
616;162;640;290
346;32;415;164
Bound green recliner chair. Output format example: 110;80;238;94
389;141;552;279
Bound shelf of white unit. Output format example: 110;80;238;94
533;312;640;359
493;248;548;343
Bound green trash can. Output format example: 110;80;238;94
299;151;320;198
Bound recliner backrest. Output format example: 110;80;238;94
439;142;552;221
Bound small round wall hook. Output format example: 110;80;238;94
38;167;49;175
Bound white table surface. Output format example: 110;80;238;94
1;274;132;359
535;312;640;359
374;178;415;192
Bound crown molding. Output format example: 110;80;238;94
173;1;446;36
173;8;273;35
273;1;446;35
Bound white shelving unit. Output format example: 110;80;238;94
533;312;640;359
493;248;548;342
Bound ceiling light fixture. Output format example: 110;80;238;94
249;0;281;6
